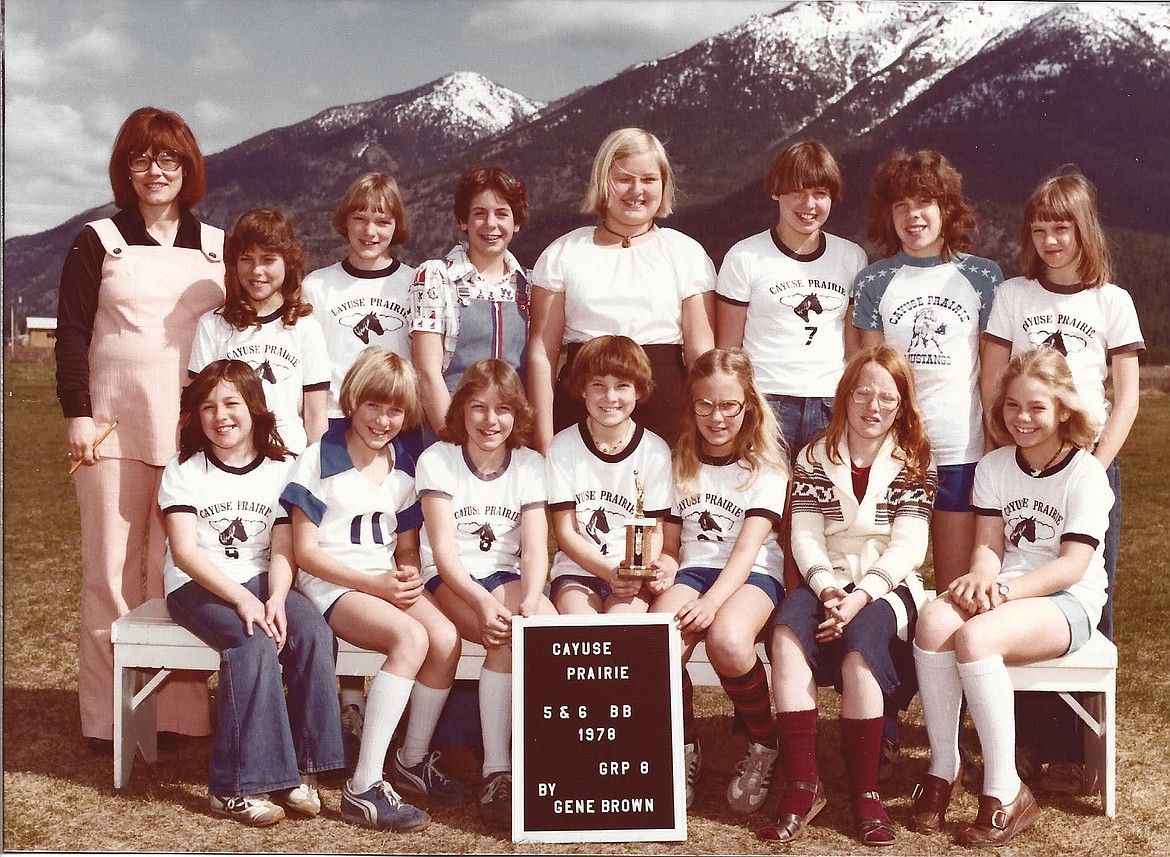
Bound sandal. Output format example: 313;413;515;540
854;790;897;846
757;779;826;843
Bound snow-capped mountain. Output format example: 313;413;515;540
7;2;1169;349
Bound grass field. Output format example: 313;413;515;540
4;357;1168;854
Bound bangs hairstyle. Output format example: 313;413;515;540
222;208;312;330
454;166;529;228
1021;171;1112;288
564;335;655;401
986;348;1099;451
765;140;843;202
331;172;409;245
109;107;207;211
179;359;290;463
441;359;535;449
581;128;675;219
815;346;932;484
673;348;787;497
865;149;977;261
339;347;423;429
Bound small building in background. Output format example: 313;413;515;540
26;317;57;349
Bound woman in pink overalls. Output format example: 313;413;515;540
56;107;224;750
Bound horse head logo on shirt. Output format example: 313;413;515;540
1007;514;1056;547
583;507;611;554
691;509;731;542
470;522;497;552
210;515;269;560
780;292;843;323
1028;328;1088;357
908;308;948;353
253;359;278;384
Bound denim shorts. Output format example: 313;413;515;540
1048;589;1092;655
765;395;833;465
424;569;520;595
673;566;784;608
769;585;920;710
550;573;613;602
935;462;977;513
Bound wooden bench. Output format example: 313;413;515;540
112;598;1117;816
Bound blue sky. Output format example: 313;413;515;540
3;0;781;237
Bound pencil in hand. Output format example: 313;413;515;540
69;420;118;474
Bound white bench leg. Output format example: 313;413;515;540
1104;679;1116;818
114;659;137;789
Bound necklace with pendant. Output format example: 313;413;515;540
600;221;654;248
1028;442;1068;476
588;418;634;454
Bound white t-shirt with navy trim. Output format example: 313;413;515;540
280;423;422;613
303;258;415;418
531;226;715;345
159;451;293;595
716;229;866;396
972;445;1111;623
546;422;673;580
188;306;331;453
415;441;547;585
852;252;1003;465
983;276;1145;431
668;455;788;582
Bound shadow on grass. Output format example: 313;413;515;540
2;686;209;795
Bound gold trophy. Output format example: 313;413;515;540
617;470;657;579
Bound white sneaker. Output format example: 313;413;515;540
209;793;285;827
273;773;321;817
684;741;703;809
727;741;779;815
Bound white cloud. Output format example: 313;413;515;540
5;30;52;85
468;0;778;45
60;25;139;72
4;96;114;235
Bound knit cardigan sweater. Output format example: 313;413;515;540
790;433;937;637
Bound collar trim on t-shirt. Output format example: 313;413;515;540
341;257;402;279
770;228;826;263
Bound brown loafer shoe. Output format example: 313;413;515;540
909;766;963;833
954;782;1040;847
757;779;826;843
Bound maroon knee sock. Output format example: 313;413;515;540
842;716;887;819
719;658;775;747
682;668;697;746
775;709;819;816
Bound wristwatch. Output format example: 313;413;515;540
997;581;1011;601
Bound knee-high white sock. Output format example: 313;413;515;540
351;670;413;793
479;669;512;777
958;656;1021;803
914;644;963;782
398;683;451;768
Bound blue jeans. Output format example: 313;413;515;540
167;574;347;796
766;395;833;465
1100;457;1121;639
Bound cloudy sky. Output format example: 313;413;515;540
3;0;782;238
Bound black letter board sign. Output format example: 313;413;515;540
512;613;685;843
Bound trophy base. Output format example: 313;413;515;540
616;564;657;580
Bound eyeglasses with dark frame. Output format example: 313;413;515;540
692;398;745;418
850;386;900;411
128;150;182;173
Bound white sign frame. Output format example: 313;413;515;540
511;613;686;843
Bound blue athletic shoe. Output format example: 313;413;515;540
341;779;430;832
390;749;469;806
